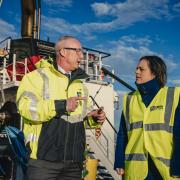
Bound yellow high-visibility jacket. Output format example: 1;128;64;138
123;87;180;180
16;63;100;162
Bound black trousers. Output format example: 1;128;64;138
146;155;163;180
26;159;83;180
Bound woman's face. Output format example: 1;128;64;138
135;59;155;84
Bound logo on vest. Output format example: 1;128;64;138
150;105;163;111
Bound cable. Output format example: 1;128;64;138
93;84;104;101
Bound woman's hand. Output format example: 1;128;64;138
116;168;125;176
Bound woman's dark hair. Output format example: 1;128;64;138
139;55;167;87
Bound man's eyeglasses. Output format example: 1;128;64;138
63;47;83;54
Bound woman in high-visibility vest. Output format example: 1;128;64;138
114;56;180;180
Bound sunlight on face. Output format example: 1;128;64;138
65;39;83;71
135;59;155;84
57;38;84;72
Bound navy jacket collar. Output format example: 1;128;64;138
135;78;160;107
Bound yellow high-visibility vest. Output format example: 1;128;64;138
123;87;180;180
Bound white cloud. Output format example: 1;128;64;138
116;90;127;95
41;16;76;40
119;35;152;47
41;15;116;38
99;35;179;86
173;2;180;13
91;0;170;29
0;19;17;41
43;0;73;8
0;0;3;7
171;80;180;86
42;0;73;14
41;0;174;38
91;3;112;16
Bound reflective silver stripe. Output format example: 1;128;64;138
126;154;170;166
25;133;37;144
164;87;175;125
17;91;38;120
126;87;175;132
125;153;147;161
125;94;132;131
129;121;143;130
37;68;50;99
86;105;94;114
144;123;173;133
61;114;83;123
82;85;88;118
156;157;170;167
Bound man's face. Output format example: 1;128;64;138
59;39;83;71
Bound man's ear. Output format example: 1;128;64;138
59;49;66;57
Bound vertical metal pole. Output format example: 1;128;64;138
25;58;27;74
86;51;89;74
0;58;6;103
94;63;98;80
12;54;16;81
112;69;115;83
99;53;102;69
7;38;11;53
37;0;41;39
99;53;102;80
33;8;37;39
2;57;6;85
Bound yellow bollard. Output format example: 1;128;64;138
85;158;98;180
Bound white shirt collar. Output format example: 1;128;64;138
57;65;71;75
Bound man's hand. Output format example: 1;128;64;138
88;107;106;124
66;96;86;112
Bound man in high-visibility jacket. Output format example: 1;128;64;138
114;56;180;179
16;36;106;180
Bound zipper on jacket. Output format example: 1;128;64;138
64;78;71;161
63;70;87;161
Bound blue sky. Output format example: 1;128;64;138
0;0;180;91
